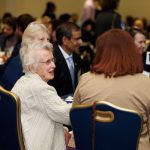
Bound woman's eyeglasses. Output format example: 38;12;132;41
39;58;56;65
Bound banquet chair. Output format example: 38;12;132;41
70;101;143;150
0;86;25;150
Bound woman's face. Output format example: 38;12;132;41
32;32;53;82
134;33;146;54
36;50;55;82
34;32;50;43
3;23;14;37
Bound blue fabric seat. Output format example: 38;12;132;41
0;86;25;150
70;101;143;150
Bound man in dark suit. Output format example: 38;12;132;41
48;22;83;98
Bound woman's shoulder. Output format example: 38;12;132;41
21;73;54;90
124;73;150;87
80;71;101;81
81;71;92;77
138;73;150;83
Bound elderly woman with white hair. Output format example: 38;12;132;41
12;41;71;150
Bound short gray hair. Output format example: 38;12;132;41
20;41;53;73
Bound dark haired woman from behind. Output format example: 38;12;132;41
73;29;150;150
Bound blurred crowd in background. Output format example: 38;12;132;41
0;0;150;78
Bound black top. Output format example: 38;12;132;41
95;9;122;38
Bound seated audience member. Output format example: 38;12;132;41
0;16;18;59
0;14;34;81
73;29;150;150
58;13;72;23
48;22;83;99
81;19;95;46
80;19;95;72
143;44;150;75
10;13;36;60
12;41;71;150
0;12;12;32
128;28;147;54
0;22;49;90
133;18;149;37
127;28;150;75
1;12;13;23
125;15;134;30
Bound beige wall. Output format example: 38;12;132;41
0;0;150;21
119;0;150;20
0;0;85;19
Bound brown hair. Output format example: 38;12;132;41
91;29;143;77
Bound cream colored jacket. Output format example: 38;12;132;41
12;73;71;150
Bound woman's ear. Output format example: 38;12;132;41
28;64;36;73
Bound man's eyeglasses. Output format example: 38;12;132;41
39;58;56;65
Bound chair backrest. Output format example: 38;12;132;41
70;101;143;150
0;86;25;150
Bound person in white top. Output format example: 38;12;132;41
12;41;71;150
80;0;96;25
